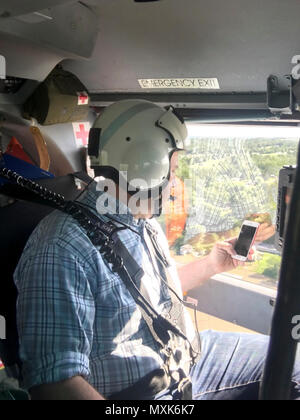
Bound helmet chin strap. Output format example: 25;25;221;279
150;186;164;219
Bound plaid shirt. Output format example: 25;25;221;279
14;182;194;397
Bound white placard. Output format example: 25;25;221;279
138;78;220;90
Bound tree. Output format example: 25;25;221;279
255;254;281;280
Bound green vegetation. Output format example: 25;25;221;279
170;136;299;286
248;139;297;179
254;253;282;280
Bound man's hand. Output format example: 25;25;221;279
245;213;275;243
255;223;276;243
207;239;239;275
178;238;254;293
207;239;255;275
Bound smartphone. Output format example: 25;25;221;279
233;220;260;262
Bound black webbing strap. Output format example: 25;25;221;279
111;233;188;348
108;368;170;400
144;221;201;365
144;222;187;336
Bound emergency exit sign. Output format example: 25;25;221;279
138;78;220;90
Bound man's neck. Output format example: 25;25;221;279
115;184;152;220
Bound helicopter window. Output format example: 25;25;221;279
158;124;300;291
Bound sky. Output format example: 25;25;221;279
187;123;300;140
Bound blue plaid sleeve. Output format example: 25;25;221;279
14;242;96;390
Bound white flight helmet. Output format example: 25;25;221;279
88;99;187;196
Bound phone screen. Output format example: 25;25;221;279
234;224;257;257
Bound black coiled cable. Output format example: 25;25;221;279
0;167;65;209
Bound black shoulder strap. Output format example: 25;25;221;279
111;234;188;347
143;222;187;335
